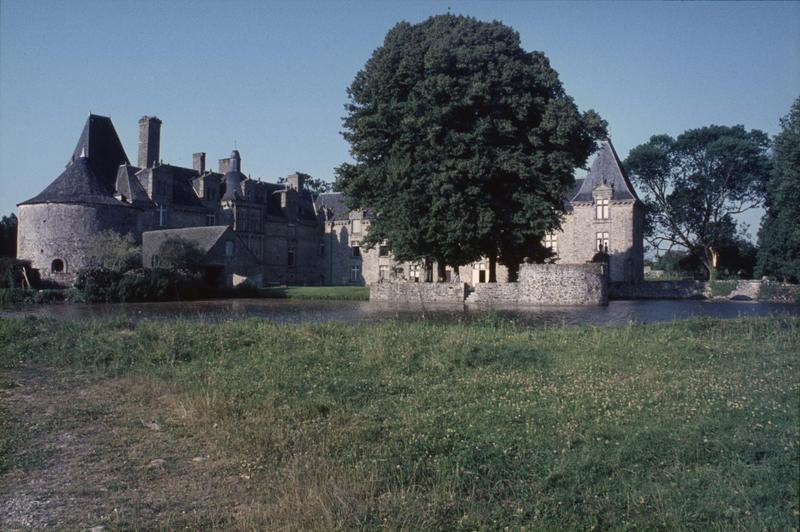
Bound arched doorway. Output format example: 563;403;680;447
51;258;65;273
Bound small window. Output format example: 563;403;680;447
543;233;558;254
351;241;361;257
225;240;235;257
320;241;325;257
151;255;160;268
206;213;215;226
379;245;389;257
158;205;168;227
352;219;362;234
350;264;361;282
596;198;610;220
596;232;609;252
379;264;389;279
288;246;295;267
51;258;65;273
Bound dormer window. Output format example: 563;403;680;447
596;198;610;220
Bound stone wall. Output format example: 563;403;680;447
471;263;608;306
17;203;141;286
609;280;764;301
370;281;467;304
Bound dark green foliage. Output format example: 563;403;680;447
625;126;771;279
154;237;206;272
0;258;39;289
336;14;605;279
73;267;203;303
757;97;800;282
0;214;17;258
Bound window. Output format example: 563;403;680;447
379;264;389;280
596;232;609;252
410;265;420;282
287;246;295;267
225;240;235;257
596;198;610;220
379;245;389;257
351;241;361;257
206;213;215;226
350;264;361;283
320;241;325;257
352;219;362;234
543;233;558;254
158;205;167;227
51;258;65;273
151;255;160;267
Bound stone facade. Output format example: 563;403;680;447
609;279;763;301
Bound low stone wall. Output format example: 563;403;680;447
370;281;466;304
471;264;608;306
609;280;766;301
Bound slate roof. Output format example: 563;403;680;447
19;157;135;208
142;225;231;258
314;192;351;221
20;114;133;207
115;165;153;208
570;140;639;203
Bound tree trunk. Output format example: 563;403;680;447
488;252;497;283
436;260;447;283
705;246;719;280
507;262;519;283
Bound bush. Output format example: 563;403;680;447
0;288;35;304
0;258;39;289
74;267;205;303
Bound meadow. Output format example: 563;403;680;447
0;316;797;530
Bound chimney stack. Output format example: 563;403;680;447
193;152;206;174
138;116;162;168
287;172;306;191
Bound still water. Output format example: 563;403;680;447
1;299;798;327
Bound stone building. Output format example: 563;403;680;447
17;114;323;286
17;114;642;288
316;139;644;285
142;226;263;287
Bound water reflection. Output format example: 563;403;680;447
2;299;798;327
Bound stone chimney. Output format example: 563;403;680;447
286;172;306;191
193;152;206;174
218;158;230;174
138;116;162;168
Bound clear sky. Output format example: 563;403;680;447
1;1;798;237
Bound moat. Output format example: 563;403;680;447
2;299;798;327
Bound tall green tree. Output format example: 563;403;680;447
756;97;800;282
625;125;770;279
336;14;605;281
0;213;17;257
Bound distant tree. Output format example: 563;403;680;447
625;125;771;279
756;97;800;282
277;176;333;199
336;14;605;281
0;213;17;257
86;230;141;272
155;237;206;272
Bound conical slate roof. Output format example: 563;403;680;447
19;114;133;207
19;157;135;207
570;139;639;203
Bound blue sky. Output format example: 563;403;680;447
1;1;798;237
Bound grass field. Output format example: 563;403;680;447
258;285;370;301
0;316;798;530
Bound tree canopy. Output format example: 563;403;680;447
336;14;605;280
0;213;17;258
756;97;800;282
625;125;770;279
